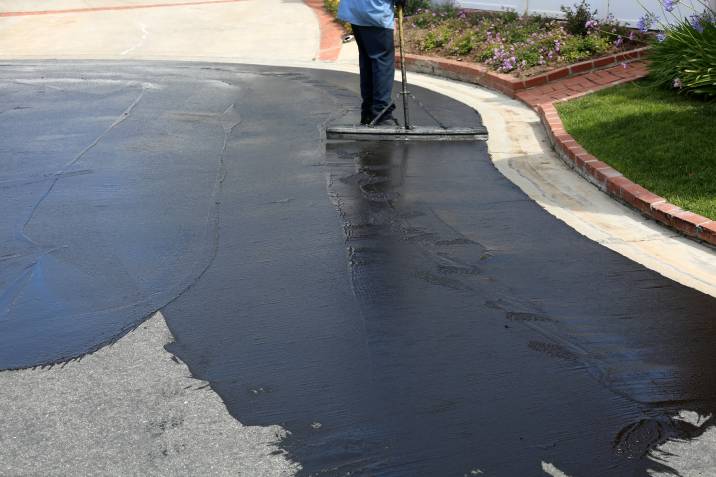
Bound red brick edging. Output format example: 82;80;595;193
539;101;716;246
399;52;716;247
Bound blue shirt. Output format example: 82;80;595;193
338;0;395;29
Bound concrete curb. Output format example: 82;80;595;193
397;52;716;248
538;101;716;246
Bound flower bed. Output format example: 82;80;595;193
401;3;647;78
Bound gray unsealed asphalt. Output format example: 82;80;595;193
1;61;716;476
0;313;298;476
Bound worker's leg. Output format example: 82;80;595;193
351;25;374;124
356;26;395;121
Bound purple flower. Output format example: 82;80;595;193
656;32;666;42
637;16;648;32
673;78;683;88
585;19;599;30
615;35;623;47
629;31;636;41
663;0;677;12
689;14;705;33
637;13;658;32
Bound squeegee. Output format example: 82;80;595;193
326;4;488;142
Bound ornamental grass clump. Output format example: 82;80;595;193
641;1;716;98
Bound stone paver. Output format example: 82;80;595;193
516;61;649;107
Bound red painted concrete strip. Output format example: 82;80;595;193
303;0;345;62
0;0;244;17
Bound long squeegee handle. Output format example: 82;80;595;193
397;4;410;130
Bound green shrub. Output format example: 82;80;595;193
519;50;542;66
412;11;437;29
421;27;452;51
405;0;431;15
560;1;597;37
431;0;459;18
453;32;476;56
323;0;338;16
561;33;611;62
649;16;716;98
501;8;519;24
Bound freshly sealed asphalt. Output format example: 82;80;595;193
1;61;715;476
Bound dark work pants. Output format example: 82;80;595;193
351;24;396;122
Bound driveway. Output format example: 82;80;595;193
1;2;715;476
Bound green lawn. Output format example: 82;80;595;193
556;82;716;219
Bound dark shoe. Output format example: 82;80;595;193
360;111;374;125
372;114;399;127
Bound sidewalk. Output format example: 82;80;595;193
0;0;320;63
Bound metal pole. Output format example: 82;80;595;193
397;4;411;130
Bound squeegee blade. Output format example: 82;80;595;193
325;125;488;142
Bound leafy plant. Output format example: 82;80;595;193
648;16;716;98
453;32;476;56
427;0;459;18
405;0;432;16
501;8;519;24
323;0;338;16
412;11;438;29
561;32;611;62
421;27;452;51
560;1;597;36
